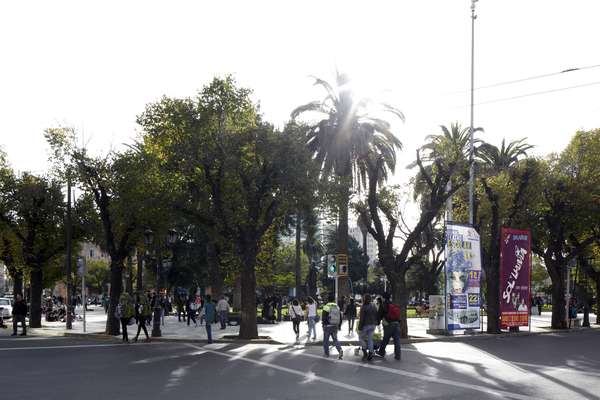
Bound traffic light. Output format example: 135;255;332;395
327;254;336;278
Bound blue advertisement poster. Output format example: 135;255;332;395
445;223;482;330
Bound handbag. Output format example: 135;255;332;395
128;317;136;326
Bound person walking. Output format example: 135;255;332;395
202;294;216;344
289;299;303;340
116;292;134;343
186;296;197;327
306;297;317;341
11;294;27;336
276;295;283;323
536;295;543;315
345;298;357;334
568;297;578;328
133;294;151;342
337;296;346;331
176;295;185;322
376;292;401;360
216;296;230;330
358;294;378;361
321;294;343;359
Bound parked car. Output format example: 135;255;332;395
0;298;13;320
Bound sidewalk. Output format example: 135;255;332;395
20;306;599;345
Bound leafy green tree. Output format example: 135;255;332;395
525;130;600;328
292;72;403;298
47;127;161;334
0;171;66;327
85;259;110;295
476;138;533;333
355;123;470;337
139;77;313;338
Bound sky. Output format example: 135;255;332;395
1;0;599;187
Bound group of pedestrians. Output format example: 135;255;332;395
115;292;229;344
287;293;401;361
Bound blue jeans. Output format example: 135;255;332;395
205;322;212;343
323;325;342;356
218;310;228;329
307;316;317;339
379;322;401;358
359;325;375;353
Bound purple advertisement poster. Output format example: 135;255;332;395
499;228;531;328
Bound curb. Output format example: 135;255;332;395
25;324;599;346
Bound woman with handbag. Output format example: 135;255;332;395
116;293;135;343
289;299;303;340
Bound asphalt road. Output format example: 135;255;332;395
1;330;599;400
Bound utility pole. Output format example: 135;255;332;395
66;175;73;330
468;0;478;225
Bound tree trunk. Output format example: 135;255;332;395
12;269;23;297
549;266;568;329
207;240;222;298
295;213;302;297
486;212;501;333
106;258;123;335
136;248;143;292
126;255;134;294
337;180;351;300
233;275;242;311
29;267;43;328
390;269;409;338
482;185;501;333
239;247;258;339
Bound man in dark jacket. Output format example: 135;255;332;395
12;294;27;336
377;292;401;360
358;294;378;361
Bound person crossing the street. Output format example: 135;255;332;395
376;292;402;360
321;294;343;359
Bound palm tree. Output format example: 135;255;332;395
477;138;533;333
292;72;403;293
412;122;479;200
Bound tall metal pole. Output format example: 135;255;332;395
81;257;87;333
152;248;162;337
66;176;73;330
468;0;478;225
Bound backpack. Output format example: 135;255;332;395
386;303;401;321
328;304;341;325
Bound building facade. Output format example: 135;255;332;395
349;225;378;266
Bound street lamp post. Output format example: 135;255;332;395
144;229;161;337
145;228;178;338
468;0;478;225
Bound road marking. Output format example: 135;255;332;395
276;346;547;400
183;344;407;400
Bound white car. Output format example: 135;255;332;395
0;298;13;320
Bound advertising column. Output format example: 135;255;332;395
445;223;482;331
499;228;531;329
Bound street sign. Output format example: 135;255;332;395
327;254;336;278
337;254;348;276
